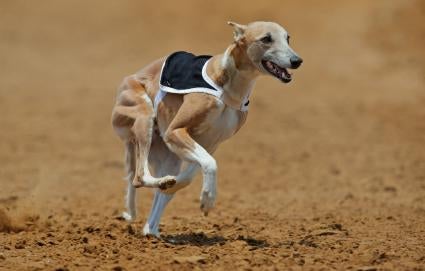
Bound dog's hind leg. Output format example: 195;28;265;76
126;85;176;190
122;140;137;222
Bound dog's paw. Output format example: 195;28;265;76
158;176;176;190
122;211;136;222
200;189;216;216
143;223;160;238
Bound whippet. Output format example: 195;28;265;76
111;21;302;237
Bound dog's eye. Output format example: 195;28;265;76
260;34;273;44
287;35;290;44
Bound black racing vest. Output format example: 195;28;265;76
160;51;217;92
155;51;250;112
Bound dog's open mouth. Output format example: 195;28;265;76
261;60;292;83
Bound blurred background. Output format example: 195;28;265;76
0;0;424;270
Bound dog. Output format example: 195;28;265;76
111;21;302;237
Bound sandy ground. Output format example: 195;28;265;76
0;1;424;270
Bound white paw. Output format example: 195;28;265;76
200;189;216;216
143;223;160;238
122;211;136;222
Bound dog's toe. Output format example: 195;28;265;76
143;223;160;238
200;190;215;215
122;211;135;222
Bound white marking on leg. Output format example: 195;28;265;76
122;180;136;222
142;149;187;237
143;191;174;237
164;129;217;215
141;157;176;190
185;143;217;215
123;141;137;222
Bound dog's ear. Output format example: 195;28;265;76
228;21;247;41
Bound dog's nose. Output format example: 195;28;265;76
290;56;303;69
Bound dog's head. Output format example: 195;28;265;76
228;21;302;83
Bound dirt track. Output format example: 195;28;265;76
1;1;424;270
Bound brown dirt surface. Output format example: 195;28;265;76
1;0;425;270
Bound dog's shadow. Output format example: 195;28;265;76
162;232;269;249
162;232;226;246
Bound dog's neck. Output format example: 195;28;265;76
207;43;260;110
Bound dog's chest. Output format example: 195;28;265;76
193;107;246;149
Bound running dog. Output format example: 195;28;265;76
111;21;302;237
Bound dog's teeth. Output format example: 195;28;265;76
267;61;273;69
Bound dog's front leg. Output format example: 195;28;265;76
164;128;217;215
143;190;173;237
